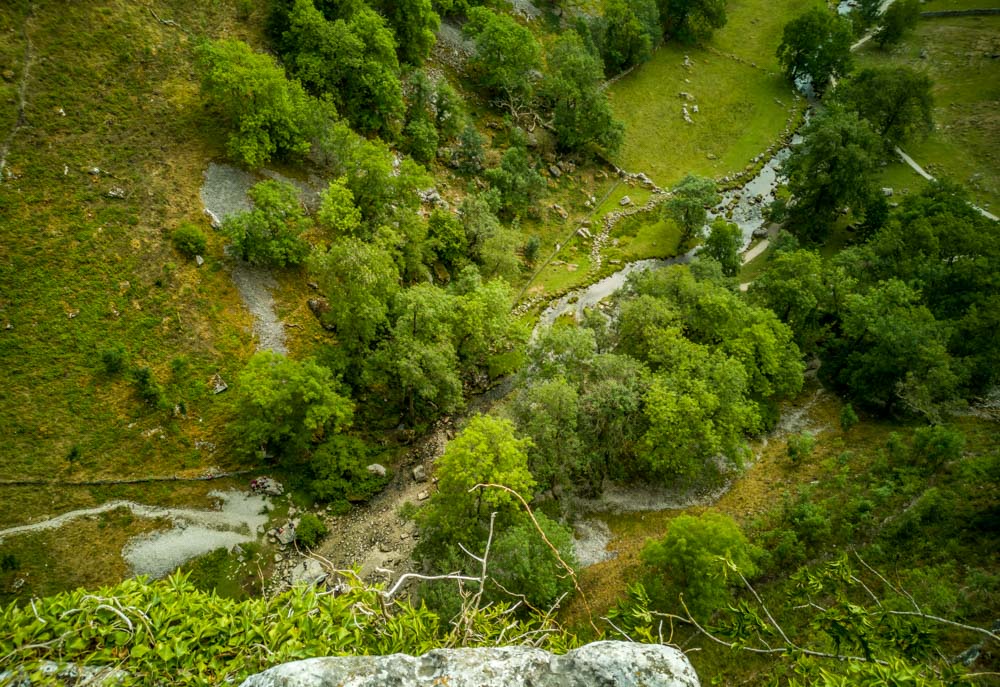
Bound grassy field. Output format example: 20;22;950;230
607;0;819;187
856;15;1000;213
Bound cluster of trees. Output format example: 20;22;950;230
751;182;1000;419
779;65;933;242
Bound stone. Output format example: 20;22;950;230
289;558;328;587
250;476;284;496
211;374;228;394
1;69;14;82
706;153;718;160
412;465;427;482
238;641;699;687
276;525;296;546
417;490;430;501
367;463;387;477
107;187;126;199
691;105;699;114
619;196;632;207
881;187;894;197
274;554;284;563
920;48;928;59
378;541;394;553
548;165;561;178
195;255;204;267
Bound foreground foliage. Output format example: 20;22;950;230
0;574;576;685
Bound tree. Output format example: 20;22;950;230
283;0;404;137
747;249;835;351
657;0;727;43
781;106;883;243
235;351;354;459
509;377;583;498
823;279;962;417
221;180;310;267
464;7;543;116
660;174;719;243
701;217;741;277
455;124;487;174
485;142;546;218
427;208;467;270
308;434;387;504
874;0;920;48
416;415;536;546
308;238;400;353
641;512;757;619
837;67;933;149
372;0;440;65
195;39;315;167
597;0;653;76
315;177;362;237
541;31;625;154
777;8;853;94
488;513;578;609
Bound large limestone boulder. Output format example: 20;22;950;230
239;641;699;687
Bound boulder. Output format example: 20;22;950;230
412;465;427;482
195;255;205;267
289;558;328;587
250;476;284;496
367;463;387;477
619;196;632;207
239;641;699;687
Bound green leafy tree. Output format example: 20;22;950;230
641;512;758;619
660;174;719;243
195;39;315;167
404;112;439;165
777;8;853;94
235;351;354;459
701;217;742;277
838;66;933;149
485;142;546;218
874;0;920;48
308;238;400;353
372;0;440;65
464;8;543;115
509;377;583;498
541;31;624;154
489;513;578;608
434;79;466;140
315;177;362;237
416;415;536;547
283;0;404;136
455;124;487;174
824;279;961;417
308;434;387;504
782;106;882;243
597;0;653;75
657;0;727;43
427;208;467;270
221;180;311;267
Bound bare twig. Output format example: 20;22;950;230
884;611;1000;644
148;7;183;30
854;551;922;614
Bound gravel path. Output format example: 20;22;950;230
200;162;288;354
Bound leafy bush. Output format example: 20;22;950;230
787;431;816;463
405;114;439;165
523;235;541;265
100;344;127;374
641;512;758;619
840;403;858;432
171;224;207;257
130;366;164;407
309;435;388;504
911;426;964;472
221;180;311;267
296;513;328;549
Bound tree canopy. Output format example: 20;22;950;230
777;8;853;94
464;8;543;116
837;66;934;149
221;180;311;267
657;0;727;43
195;39;316;167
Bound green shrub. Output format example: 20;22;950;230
787;431;816;463
100;344;127;374
296;513;328;549
130;366;164;407
840;403;858;432
523;235;541;265
67;446;81;463
171;223;207;257
911;425;964;472
405;114;439;165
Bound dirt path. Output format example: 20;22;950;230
0;6;33;180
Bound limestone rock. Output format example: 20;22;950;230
619;195;632;207
412;465;427;482
289;558;328;587
367;463;387;477
239;641;699;687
